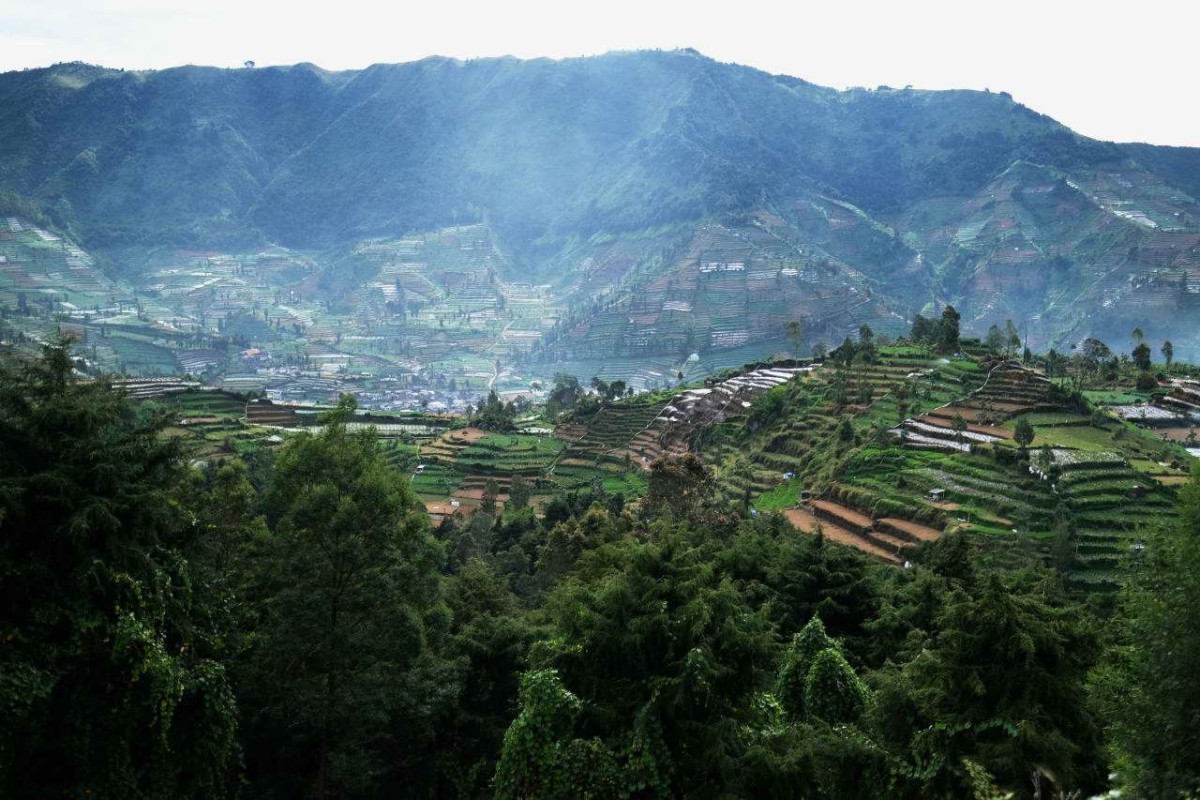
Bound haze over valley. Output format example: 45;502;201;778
3;50;1199;407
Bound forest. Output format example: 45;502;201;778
2;340;1199;799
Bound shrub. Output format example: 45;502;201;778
803;648;869;725
776;616;839;720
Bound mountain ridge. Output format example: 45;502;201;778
1;49;1198;363
1;49;1169;251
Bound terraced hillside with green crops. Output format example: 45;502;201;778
152;389;285;461
1006;408;1188;588
113;331;1193;593
395;392;680;514
694;342;1190;590
698;347;986;504
550;399;670;489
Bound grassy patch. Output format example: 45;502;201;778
601;471;649;496
754;480;802;511
1084;390;1152;405
1022;420;1148;454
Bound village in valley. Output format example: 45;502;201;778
8;225;1195;594
3;212;1199;565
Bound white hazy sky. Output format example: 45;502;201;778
2;0;1197;146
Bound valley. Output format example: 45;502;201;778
2;51;1200;400
6;197;1192;581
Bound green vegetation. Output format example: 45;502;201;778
237;396;445;797
4;45;1200;798
1090;463;1200;797
0;343;237;798
4;332;1200;799
754;478;804;510
693;333;1197;591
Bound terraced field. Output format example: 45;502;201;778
678;347;1189;588
102;333;181;375
857;354;985;430
892;361;1049;451
701;348;983;507
1053;462;1170;586
551;399;670;489
837;446;1055;539
411;427;573;511
144;389;287;461
172;390;246;417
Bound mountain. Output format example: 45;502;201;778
1;49;1198;372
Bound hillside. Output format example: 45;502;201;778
2;50;1199;382
657;341;1192;589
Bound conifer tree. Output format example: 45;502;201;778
237;395;450;799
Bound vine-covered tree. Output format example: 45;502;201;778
776;615;840;720
493;669;622;800
0;342;238;799
803;648;869;725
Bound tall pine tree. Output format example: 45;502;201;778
236;396;452;799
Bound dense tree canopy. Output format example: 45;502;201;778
237;396;450;799
910;305;961;353
2;343;1198;799
0;343;238;799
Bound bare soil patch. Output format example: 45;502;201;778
879;517;941;542
810;499;872;529
783;509;901;564
446;427;488;443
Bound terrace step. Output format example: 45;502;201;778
809;500;873;535
877;517;941;543
926;405;992;423
898;420;1000;444
783;508;901;565
914;414;1013;439
865;529;912;553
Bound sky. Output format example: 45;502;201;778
1;0;1197;146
